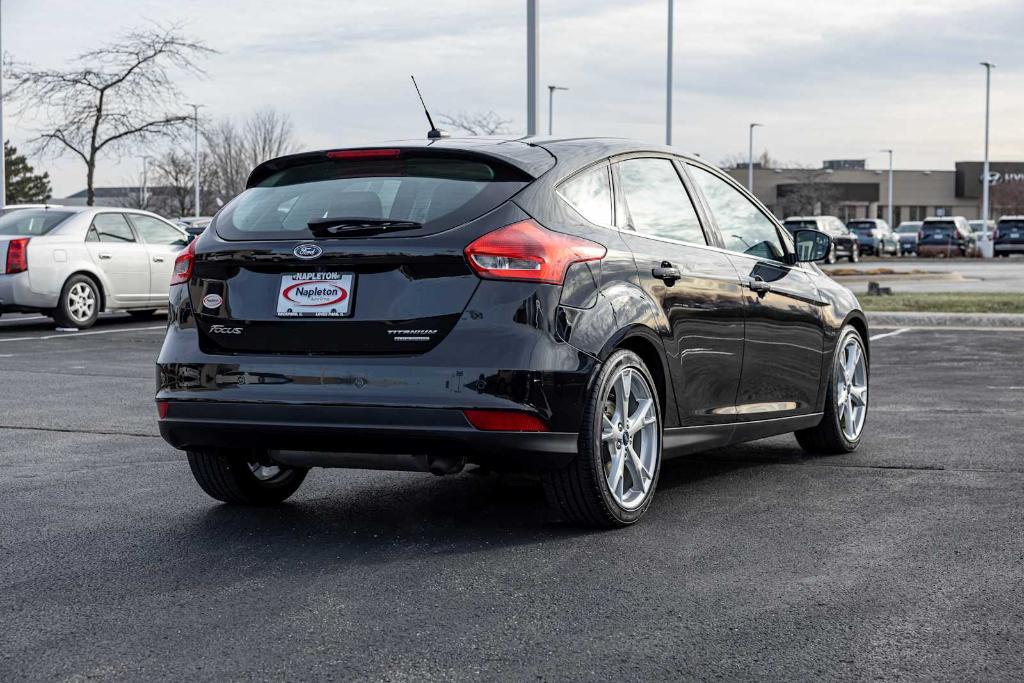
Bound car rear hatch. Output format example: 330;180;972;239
996;219;1024;244
192;147;540;355
919;222;959;244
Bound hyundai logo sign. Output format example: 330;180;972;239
293;243;323;260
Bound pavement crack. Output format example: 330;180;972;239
0;424;160;439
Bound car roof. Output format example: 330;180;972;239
246;136;709;188
998;215;1024;221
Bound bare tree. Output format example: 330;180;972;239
439;110;513;136
152;148;197;217
991;183;1024;218
776;165;840;217
6;26;213;206
204;107;298;206
719;150;777;170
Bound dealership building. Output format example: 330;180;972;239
726;160;1024;224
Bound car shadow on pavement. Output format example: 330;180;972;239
172;444;815;566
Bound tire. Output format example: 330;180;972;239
186;448;308;505
826;248;837;264
52;274;100;329
849;245;859;263
127;309;158;320
796;325;868;455
542;349;662;528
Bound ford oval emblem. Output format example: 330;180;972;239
294;243;323;260
202;293;223;309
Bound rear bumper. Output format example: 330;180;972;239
994;242;1024;252
158;400;578;470
0;272;57;312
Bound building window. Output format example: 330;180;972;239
908;206;927;221
934;206;951;217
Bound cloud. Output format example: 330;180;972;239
5;0;1023;198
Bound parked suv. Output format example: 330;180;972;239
895;221;922;255
994;216;1024;257
156;138;870;528
0;207;191;328
783;216;859;263
846;218;899;256
917;216;972;258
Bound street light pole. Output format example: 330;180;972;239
981;62;995;244
748;123;762;192
526;0;539;136
666;0;673;146
0;0;6;206
880;149;893;228
140;156;150;209
547;85;568;135
187;103;202;217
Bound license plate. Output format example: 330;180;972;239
276;272;354;318
1011;233;1021;239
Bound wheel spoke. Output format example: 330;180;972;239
850;384;867;406
843;398;855;437
625;445;651;493
618;369;632;417
601;415;617;442
628;398;654;435
606;450;625;499
845;344;860;380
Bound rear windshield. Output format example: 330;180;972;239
847;222;875;232
215;155;531;240
0;209;74;236
896;223;921;233
998;220;1024;231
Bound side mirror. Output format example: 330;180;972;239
792;228;831;263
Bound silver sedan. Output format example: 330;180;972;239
0;206;191;329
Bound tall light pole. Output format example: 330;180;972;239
0;0;6;206
666;0;674;145
139;155;151;209
187;103;202;217
981;62;995;241
880;149;893;227
747;123;762;192
547;85;568;135
526;0;539;136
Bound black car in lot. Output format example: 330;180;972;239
156;137;870;527
994;216;1024;257
783;216;859;263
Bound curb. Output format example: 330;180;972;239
866;311;1024;328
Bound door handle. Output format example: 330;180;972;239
652;261;682;284
747;276;771;296
152;256;165;263
98;252;112;260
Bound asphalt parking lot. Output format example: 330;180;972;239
1;315;1022;680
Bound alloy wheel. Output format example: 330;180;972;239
600;366;659;510
67;282;96;324
835;337;868;441
248;462;285;482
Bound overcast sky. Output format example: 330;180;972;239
6;0;1024;197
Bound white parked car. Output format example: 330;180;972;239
0;206;192;329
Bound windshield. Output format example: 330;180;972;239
215;154;531;240
847;222;875;232
0;209;74;236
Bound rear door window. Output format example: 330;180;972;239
130;215;188;246
558;164;612;226
215;153;531;240
92;214;136;242
616;158;706;244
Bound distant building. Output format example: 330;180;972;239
727;160;1024;223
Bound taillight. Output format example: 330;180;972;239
917;231;925;240
464;220;606;285
156;400;169;419
170;239;196;286
463;409;548;432
5;238;29;274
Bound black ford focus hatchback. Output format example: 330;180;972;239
157;137;869;527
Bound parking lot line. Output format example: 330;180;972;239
0;325;166;343
869;328;911;341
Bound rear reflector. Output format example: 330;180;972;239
327;148;401;160
156;400;169;419
5;237;29;274
464;220;606;285
463;409;549;432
